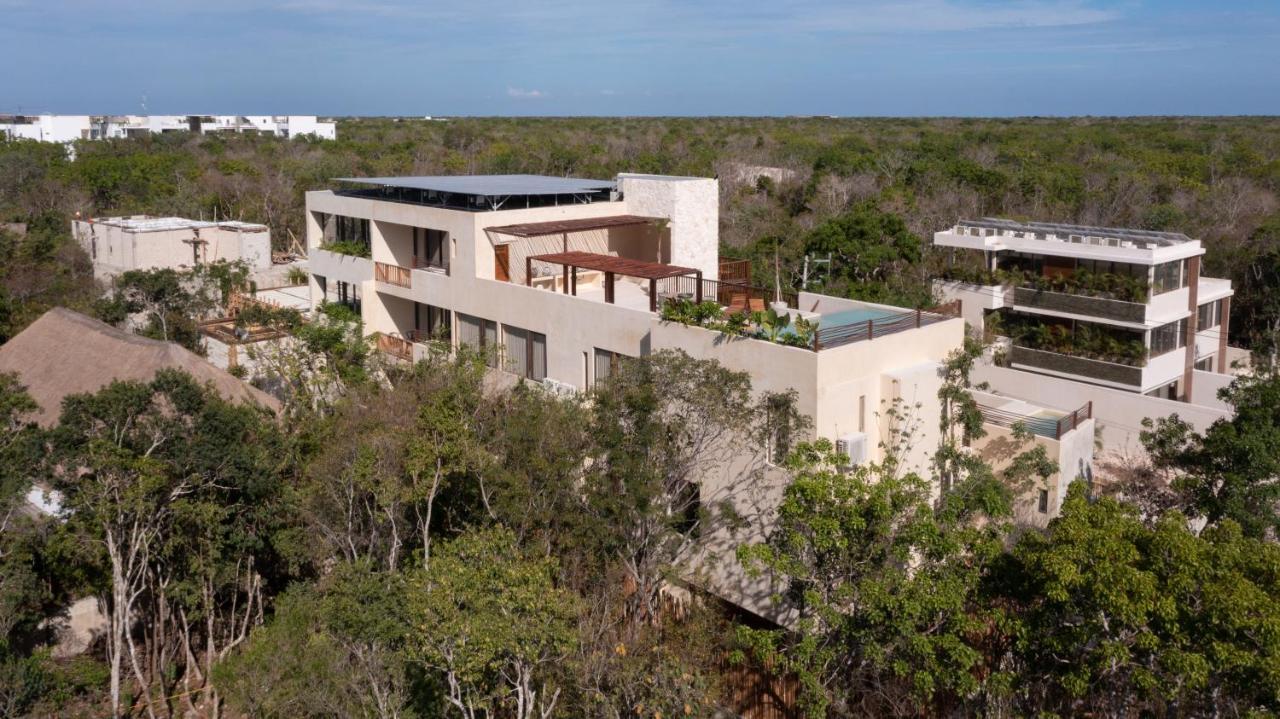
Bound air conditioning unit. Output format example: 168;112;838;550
541;377;578;397
834;432;868;471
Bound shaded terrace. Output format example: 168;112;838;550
525;250;703;313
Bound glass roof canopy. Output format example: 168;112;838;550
333;174;618;211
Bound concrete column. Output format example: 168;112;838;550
1217;295;1231;373
1181;256;1200;401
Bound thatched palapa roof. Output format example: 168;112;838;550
0;307;280;426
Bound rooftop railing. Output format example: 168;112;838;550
813;302;960;351
978;400;1092;440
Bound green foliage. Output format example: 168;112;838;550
737;438;1012;717
1003;483;1280;716
405;526;579;719
0;222;98;342
319;239;372;258
801;204;930;306
1142;367;1280;537
999;310;1149;365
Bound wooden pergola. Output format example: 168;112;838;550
526;250;702;312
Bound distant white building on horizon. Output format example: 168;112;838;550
0;114;336;144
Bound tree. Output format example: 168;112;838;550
247;301;376;419
801;204;930;306
737;439;1012;718
96;261;249;352
47;368;287;718
1142;367;1280;538
404;527;579;719
583;349;800;626
1003;483;1280;716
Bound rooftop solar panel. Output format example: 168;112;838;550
334;174;616;197
957;218;1193;247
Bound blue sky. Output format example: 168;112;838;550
1;0;1277;116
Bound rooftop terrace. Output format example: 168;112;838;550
954;218;1194;249
88;216;268;233
334;174;618;211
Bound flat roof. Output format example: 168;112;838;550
334;174;615;197
89;216;268;233
958;218;1193;248
528;251;698;280
487;215;660;238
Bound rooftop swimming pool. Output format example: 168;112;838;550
819;306;900;327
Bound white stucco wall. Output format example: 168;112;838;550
971;360;1230;458
617;175;719;281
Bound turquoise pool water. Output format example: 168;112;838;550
819;307;899;327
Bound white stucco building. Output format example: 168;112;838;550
933;218;1240;459
72;216;273;282
1;114;336;144
303;173;1095;621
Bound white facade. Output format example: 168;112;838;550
0;114;336;144
0;114;92;143
934;219;1234;399
72;216;272;281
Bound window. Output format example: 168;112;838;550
319;213;371;256
414;228;449;272
1038;490;1049;514
413;303;451;341
1152;260;1186;295
594;348;627;384
858;395;866;433
457;313;498;367
332;281;361;313
1150;318;1188;357
1197;299;1222;330
764;394;794;466
504;326;547;381
1195;356;1214;372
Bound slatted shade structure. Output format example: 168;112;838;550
526;250;702;312
486;214;660;238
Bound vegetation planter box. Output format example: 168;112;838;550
1013;287;1146;323
1011;345;1143;386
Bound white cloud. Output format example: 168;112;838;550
507;87;548;99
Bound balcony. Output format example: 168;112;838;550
1011;345;1143;387
376;332;413;362
978;398;1093;440
1013;287;1146;323
374;261;412;289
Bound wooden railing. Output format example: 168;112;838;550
655;275;798;310
374;261;412;288
719;258;752;285
813;302;961;351
376;332;413;361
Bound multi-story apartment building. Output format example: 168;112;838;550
305;174;1098;618
934;218;1234;402
306;174;1093;527
0;114;336;144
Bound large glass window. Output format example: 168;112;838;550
1197;299;1222;330
318;213;371;256
413;303;451;341
331;280;361;313
594;348;631;384
503;326;546;381
414;228;449;272
1152;260;1187;295
1150;318;1188;356
457;313;498;367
